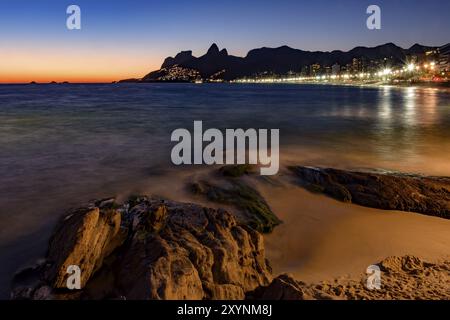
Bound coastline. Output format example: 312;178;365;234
9;165;450;299
1;80;447;92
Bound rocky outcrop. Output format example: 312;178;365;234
116;197;272;299
249;256;450;300
189;166;281;233
11;197;272;300
291;166;450;219
44;203;126;289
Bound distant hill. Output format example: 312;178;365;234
124;42;443;82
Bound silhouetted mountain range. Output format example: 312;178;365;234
125;42;445;82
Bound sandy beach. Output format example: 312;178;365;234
260;181;450;283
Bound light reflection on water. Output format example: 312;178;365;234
0;83;449;297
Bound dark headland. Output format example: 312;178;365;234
119;42;450;83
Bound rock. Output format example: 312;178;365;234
44;205;126;289
291;166;450;218
219;164;256;177
32;286;53;300
12;197;272;300
190;178;281;233
116;198;272;299
247;274;307;300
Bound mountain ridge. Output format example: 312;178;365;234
132;42;446;82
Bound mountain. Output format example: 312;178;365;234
135;43;440;82
161;50;194;68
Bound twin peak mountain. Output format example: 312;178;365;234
121;42;438;82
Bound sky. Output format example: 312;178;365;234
0;0;449;83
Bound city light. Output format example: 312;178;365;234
232;57;447;84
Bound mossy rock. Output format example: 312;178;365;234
189;180;281;233
219;164;256;178
127;194;148;209
303;183;325;194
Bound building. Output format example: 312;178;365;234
352;58;362;73
301;65;310;77
438;44;450;76
331;63;340;75
310;63;321;76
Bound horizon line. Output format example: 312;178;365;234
2;41;448;84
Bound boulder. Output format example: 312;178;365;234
12;197;272;300
247;274;307;300
291;166;450;218
45;204;126;289
116;198;272;299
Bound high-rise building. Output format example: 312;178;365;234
352;58;361;73
331;63;340;75
301;65;310;76
310;63;321;76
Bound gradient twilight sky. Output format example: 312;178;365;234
0;0;449;83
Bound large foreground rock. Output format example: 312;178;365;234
11;197;272;300
45;205;125;289
291;166;450;218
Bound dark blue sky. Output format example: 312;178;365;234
0;0;449;82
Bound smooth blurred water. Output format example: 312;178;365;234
0;83;449;298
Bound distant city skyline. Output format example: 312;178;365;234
0;0;449;83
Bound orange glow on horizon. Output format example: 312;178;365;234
0;74;131;84
0;45;162;84
0;73;138;84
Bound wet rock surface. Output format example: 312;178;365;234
11;197;272;300
189;165;281;233
291;166;450;218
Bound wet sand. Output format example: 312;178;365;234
259;181;450;283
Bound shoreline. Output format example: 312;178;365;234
1;80;449;90
9;164;450;300
260;179;450;283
